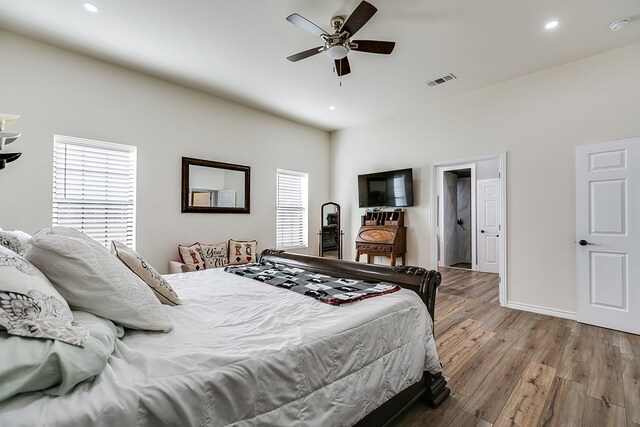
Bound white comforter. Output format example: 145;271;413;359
0;268;440;427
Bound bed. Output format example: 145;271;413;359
0;249;449;426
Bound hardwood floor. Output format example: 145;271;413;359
394;268;640;427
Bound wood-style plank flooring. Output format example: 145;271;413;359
394;268;640;427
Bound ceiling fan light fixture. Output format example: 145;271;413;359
285;1;392;76
325;44;349;60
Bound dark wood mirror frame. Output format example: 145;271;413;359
181;157;251;214
319;202;343;259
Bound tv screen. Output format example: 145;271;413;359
358;168;414;208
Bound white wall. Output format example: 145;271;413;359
331;42;640;314
0;30;330;272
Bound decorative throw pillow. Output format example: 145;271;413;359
178;243;206;271
0;245;88;347
111;241;181;306
0;230;32;255
25;227;172;332
0;310;121;402
227;239;258;265
200;242;228;269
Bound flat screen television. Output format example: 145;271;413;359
358;168;414;208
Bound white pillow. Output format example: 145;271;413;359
200;242;229;268
0;229;32;255
111;241;181;306
0;246;88;347
25;227;172;332
227;239;258;265
178;243;206;271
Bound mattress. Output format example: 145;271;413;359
0;267;441;427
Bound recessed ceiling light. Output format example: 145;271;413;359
83;3;99;13
329;106;336;110
609;18;630;32
545;20;559;30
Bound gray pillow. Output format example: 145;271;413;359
25;227;172;332
0;310;122;403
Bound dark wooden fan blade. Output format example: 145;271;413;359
352;40;395;54
286;13;328;38
287;46;324;62
342;1;377;37
334;57;351;76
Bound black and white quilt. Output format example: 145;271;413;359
224;261;401;305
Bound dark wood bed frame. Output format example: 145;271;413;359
260;250;450;426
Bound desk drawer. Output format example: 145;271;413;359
356;243;392;252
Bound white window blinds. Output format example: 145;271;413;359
276;169;308;249
53;135;137;249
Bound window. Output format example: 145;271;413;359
276;169;308;249
53;135;137;249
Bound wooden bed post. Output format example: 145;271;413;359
423;372;451;408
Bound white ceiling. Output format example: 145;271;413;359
1;0;639;131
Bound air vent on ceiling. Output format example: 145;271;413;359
426;73;457;87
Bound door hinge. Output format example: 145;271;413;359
499;172;501;178
499;225;501;230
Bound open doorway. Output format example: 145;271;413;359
441;166;475;270
430;153;507;306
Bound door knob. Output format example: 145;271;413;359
480;230;485;233
578;240;594;246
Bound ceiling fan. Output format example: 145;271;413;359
286;1;395;76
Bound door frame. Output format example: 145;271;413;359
437;163;476;271
430;152;508;306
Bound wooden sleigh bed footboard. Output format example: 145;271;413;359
259;250;451;426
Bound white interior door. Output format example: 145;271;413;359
576;138;640;334
477;179;500;273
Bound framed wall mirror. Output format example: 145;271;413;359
319;202;342;259
181;157;250;213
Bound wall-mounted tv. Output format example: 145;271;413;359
358;168;414;208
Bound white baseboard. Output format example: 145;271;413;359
505;301;577;321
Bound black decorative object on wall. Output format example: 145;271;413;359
0;114;21;171
0;153;21;170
